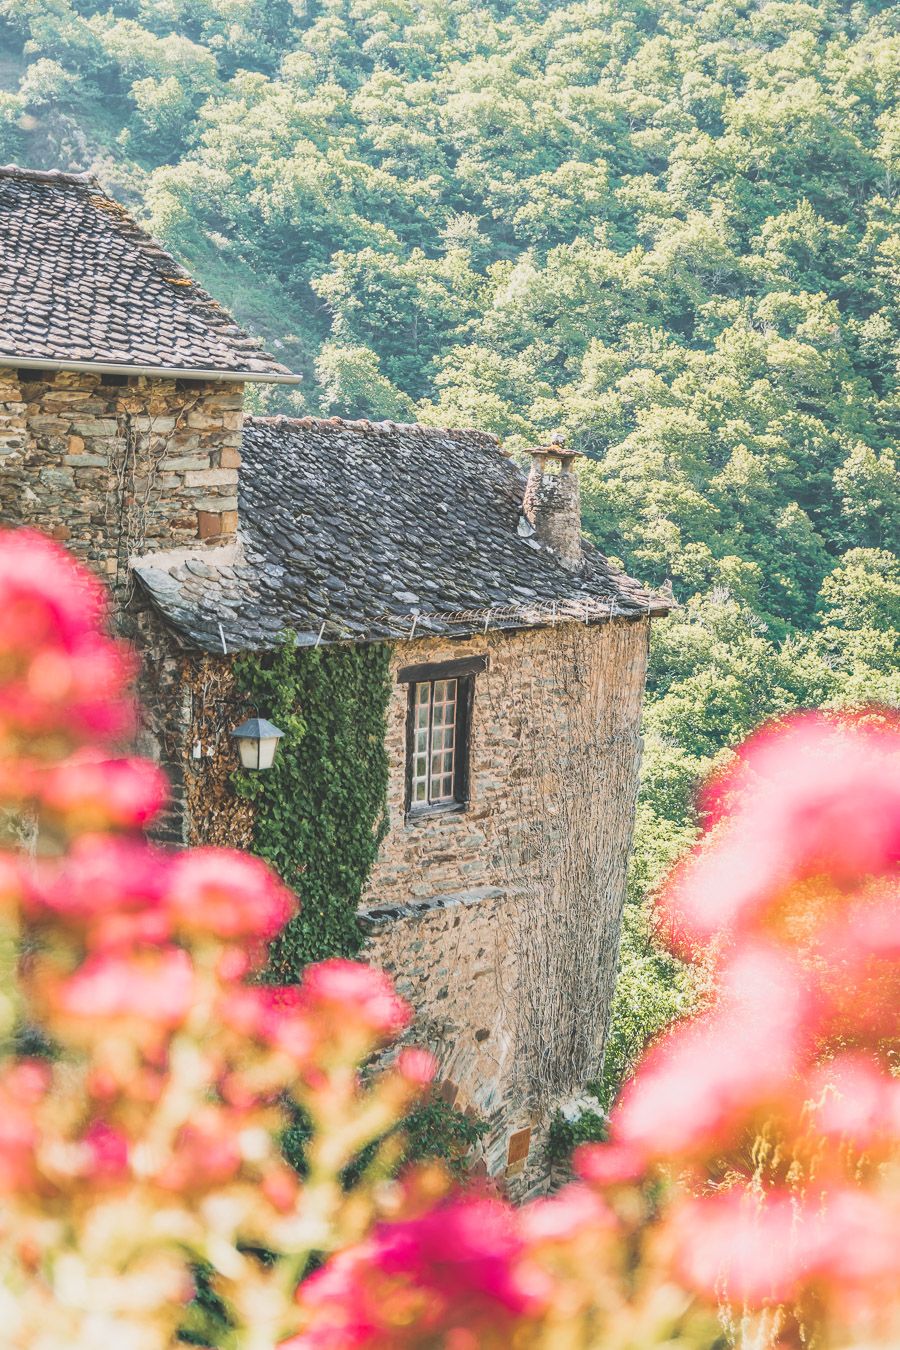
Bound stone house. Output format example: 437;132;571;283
0;165;670;1196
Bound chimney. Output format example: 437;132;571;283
521;433;584;570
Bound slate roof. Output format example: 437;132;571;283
0;166;298;381
133;416;669;653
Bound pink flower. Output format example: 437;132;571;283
0;531;133;742
0;530;107;650
815;1187;900;1295
0;1102;38;1194
53;947;195;1029
292;1245;385;1348
262;1165;301;1213
0;1063;47;1193
165;849;295;942
394;1048;438;1087
663;713;900;950
518;1184;612;1244
300;960;411;1039
804;1053;900;1151
297;1196;539;1347
671;1182;900;1317
670;1189;818;1306
673;1186;900;1316
574;1141;644;1186
30;837;172;948
217;985;316;1066
154;1109;242;1191
351;1197;533;1314
607;944;810;1164
814;893;900;1042
81;1121;129;1180
41;754;168;830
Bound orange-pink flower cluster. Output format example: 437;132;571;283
0;532;438;1347
570;712;900;1339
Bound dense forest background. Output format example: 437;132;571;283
1;0;897;1094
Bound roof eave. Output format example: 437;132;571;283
1;354;301;385
132;590;672;658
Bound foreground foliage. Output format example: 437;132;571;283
1;532;897;1348
0;530;436;1346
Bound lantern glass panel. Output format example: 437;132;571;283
256;735;280;770
236;736;260;770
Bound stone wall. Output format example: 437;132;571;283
163;618;649;1195
0;365;244;594
128;597;195;846
364;620;648;912
361;616;650;1194
360;886;548;1197
124;615;255;851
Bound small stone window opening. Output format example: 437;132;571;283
399;655;485;818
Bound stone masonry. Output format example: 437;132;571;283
157;615;649;1197
0;367;244;591
522;446;585;571
360;616;650;1198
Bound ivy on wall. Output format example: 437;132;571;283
233;636;391;978
229;637;485;1192
281;1093;487;1185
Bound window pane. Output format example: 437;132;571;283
428;677;456;803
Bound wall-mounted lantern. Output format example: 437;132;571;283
231;717;285;771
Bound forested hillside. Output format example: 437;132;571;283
1;0;898;1088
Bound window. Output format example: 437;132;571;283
411;677;459;806
399;655;486;816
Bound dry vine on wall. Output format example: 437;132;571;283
493;618;649;1104
107;388;202;601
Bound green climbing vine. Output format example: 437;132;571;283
229;636;485;1192
233;635;391;978
281;1092;487;1185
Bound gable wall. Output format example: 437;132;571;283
362;616;650;1197
0;365;243;590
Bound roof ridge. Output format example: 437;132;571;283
0;163;100;188
245;413;501;444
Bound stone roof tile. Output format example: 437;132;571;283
133;417;670;652
0;166;297;382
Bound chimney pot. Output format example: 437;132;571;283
521;438;584;570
